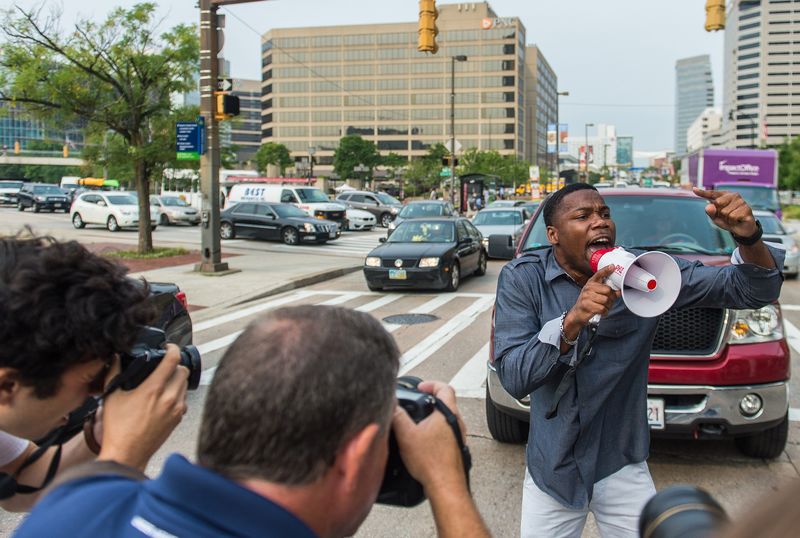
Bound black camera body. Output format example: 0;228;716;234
639;485;728;538
119;327;202;391
376;377;471;507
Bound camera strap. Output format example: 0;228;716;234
432;398;472;491
545;323;599;420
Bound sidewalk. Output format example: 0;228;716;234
114;247;362;321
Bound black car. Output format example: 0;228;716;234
148;282;193;347
220;202;340;245
17;183;71;212
363;217;486;292
386;200;457;237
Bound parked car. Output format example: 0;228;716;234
488;200;526;208
519;201;541;217
387;200;456;236
757;209;799;278
147;281;193;347
345;207;376;231
363;217;486;292
150;195;200;226
17;183;71;213
0;180;23;206
226;184;347;228
486;188;791;459
471;208;530;254
71;192;158;232
220;202;339;245
335;190;403;228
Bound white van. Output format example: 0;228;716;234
227;184;347;228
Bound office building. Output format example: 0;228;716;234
722;0;800;148
224;78;261;165
674;55;714;155
260;2;557;176
686;107;723;152
0;103;85;154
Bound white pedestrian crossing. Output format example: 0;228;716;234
260;232;384;258
194;289;494;397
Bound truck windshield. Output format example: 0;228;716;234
719;185;779;213
521;195;737;256
295;188;329;203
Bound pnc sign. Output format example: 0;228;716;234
481;17;515;30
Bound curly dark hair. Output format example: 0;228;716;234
0;234;154;398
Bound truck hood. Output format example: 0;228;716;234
297;202;346;211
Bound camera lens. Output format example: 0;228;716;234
179;345;202;390
640;485;727;538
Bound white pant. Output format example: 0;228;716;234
521;461;656;538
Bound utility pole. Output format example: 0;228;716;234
197;0;261;273
556;91;568;180
584;123;594;181
449;55;467;210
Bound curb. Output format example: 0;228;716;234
207;264;363;313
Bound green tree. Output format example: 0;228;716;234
255;142;292;175
221;144;241;170
381;152;406;177
779;137;800;191
334;135;381;181
0;3;198;253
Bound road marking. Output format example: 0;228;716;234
410;294;457;314
790;408;800;422
782;318;800;355
782;304;800;311
450;342;489;399
318;292;365;305
399;296;495;376
192;291;314;332
197;331;243;356
357;294;403;312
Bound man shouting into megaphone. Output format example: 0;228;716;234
493;182;783;538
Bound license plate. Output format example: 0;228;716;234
329;232;336;238
389;269;407;280
647;398;665;430
54;204;62;208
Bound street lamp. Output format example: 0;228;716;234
555;91;569;178
584;123;595;181
450;55;468;209
308;146;316;183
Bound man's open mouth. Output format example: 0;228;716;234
587;237;614;256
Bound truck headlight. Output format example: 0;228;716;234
419;257;440;267
729;304;783;343
303;223;315;232
365;256;381;267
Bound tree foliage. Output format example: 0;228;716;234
778;136;800;191
458;148;531;185
333;135;381;180
0;3;198;252
255;142;292;175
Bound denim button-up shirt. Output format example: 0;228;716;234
493;246;784;509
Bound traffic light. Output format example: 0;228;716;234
214;92;240;121
418;0;438;54
705;0;725;32
62;144;68;158
13;141;20;154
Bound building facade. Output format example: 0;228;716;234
674;55;714;155
225;78;261;166
722;0;800;149
259;2;556;176
524;46;557;173
0;103;85;155
686;107;723;152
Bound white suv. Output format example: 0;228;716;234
71;192;158;232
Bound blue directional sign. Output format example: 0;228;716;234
176;120;203;161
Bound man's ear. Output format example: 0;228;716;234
546;225;558;245
334;423;381;493
0;369;21;406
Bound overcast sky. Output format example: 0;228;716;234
10;0;725;155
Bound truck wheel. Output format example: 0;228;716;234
735;412;789;459
33;204;40;213
485;386;528;443
17;202;25;211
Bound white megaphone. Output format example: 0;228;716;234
588;246;681;324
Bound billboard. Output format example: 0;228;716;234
559;124;568;153
579;145;594;167
616;137;633;167
547;124;557;154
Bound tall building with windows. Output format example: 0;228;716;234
0;103;85;155
223;78;261;165
722;0;800;149
260;2;556;176
686;107;723;152
674;55;714;155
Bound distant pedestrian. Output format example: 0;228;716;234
429;188;438;200
475;196;483;211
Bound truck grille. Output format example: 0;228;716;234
651;307;725;356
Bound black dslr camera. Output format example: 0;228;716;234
639;485;728;538
117;326;202;391
376;376;471;507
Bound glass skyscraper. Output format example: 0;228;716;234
674;55;714;155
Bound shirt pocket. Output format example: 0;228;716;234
594;312;639;339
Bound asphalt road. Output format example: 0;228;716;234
2;207;800;537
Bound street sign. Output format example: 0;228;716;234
217;78;233;92
440;167;451;177
176;121;202;161
443;140;462;154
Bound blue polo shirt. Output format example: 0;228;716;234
14;454;318;538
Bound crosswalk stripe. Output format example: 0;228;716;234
319;292;365;305
399;296;495;376
782;304;800;311
410;294;457;314
357;294;403;312
192;291;314;332
782;318;800;355
450;342;489;399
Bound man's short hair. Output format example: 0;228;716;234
198;305;400;486
543;183;598;227
0;234;153;397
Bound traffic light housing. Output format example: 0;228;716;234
705;0;725;32
62;144;68;158
13;141;20;154
214;92;240;121
418;0;438;54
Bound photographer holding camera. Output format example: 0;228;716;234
15;305;489;538
0;234;190;512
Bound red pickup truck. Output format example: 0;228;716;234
485;188;790;458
